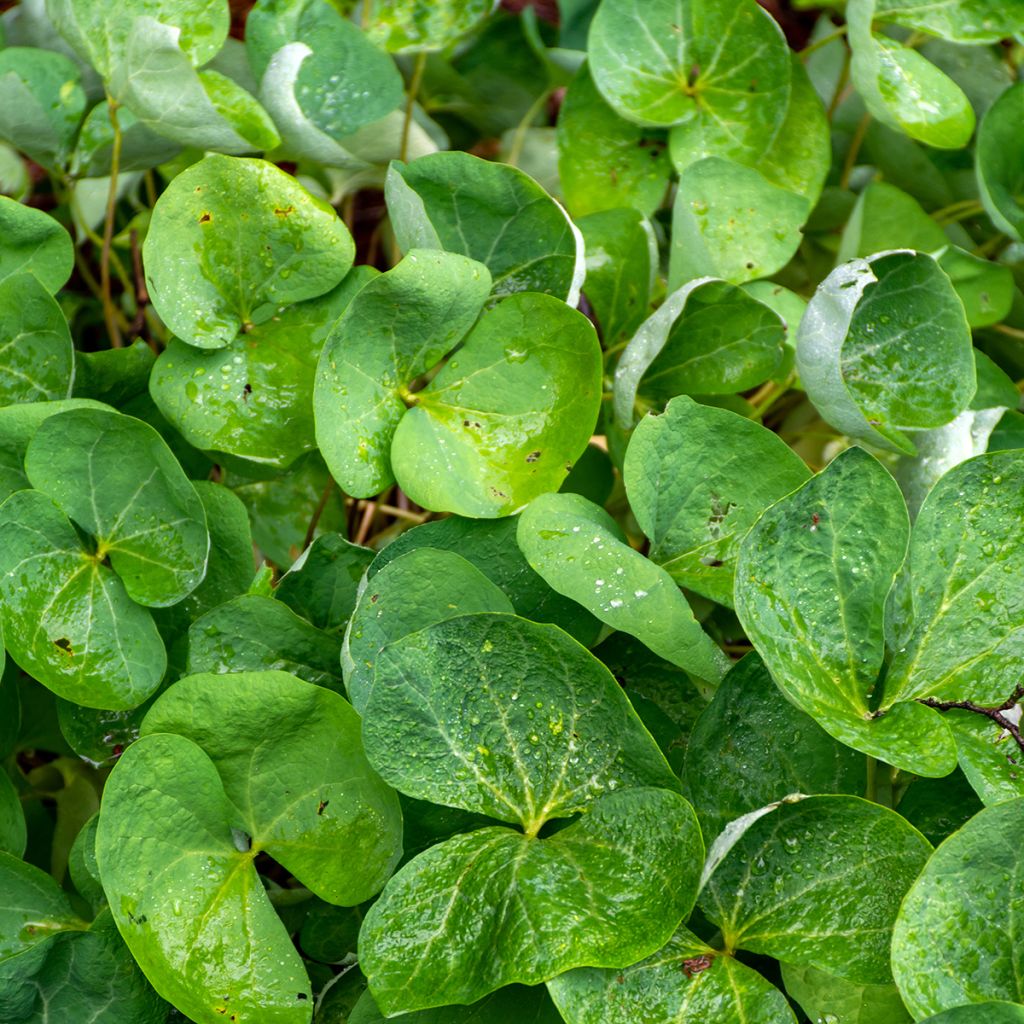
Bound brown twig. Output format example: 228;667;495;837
919;684;1024;756
129;229;150;340
302;477;335;551
354;500;378;546
100;96;124;348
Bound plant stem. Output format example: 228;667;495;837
400;52;427;164
101;96;124;348
302;477;335;551
801;25;848;59
932;198;985;225
865;755;878;802
918;685;1024;757
507;88;552;168
826;49;851;121
840;113;871;190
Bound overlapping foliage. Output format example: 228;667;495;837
1;0;1024;1022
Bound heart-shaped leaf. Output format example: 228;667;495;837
314;249;491;498
624;396;810;605
700;795;932;984
385;151;585;305
359;787;702;1014
796;251;975;455
344;547;513;715
0;489;166;710
614;277;786;428
151;267;376;469
517;492;730;685
389;293;602;517
892;798;1024;1017
548;925;798;1024
25;407;209;607
144;154;355;350
735;446;958;776
0;273;73;405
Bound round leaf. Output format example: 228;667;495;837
143;154;355;349
0;194;73;293
361;0;494;53
892;798;1024;1016
363;612;681;831
391;293;602;517
977;80;1024;242
0;273;73;405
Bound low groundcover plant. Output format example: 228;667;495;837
1;0;1024;1022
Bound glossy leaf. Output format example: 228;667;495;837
390;293;602;517
885;450;1024;705
0;770;26;857
140;670;403;904
918;1007;1024;1024
0;194;73;292
796;251;975;455
359;787;702;1014
874;0;1024;44
385;151;584;304
313;250;490;498
0;489;166;711
670;158;810;288
625;396;811;605
557;63;671;218
977;80;1024;242
781;962;912;1024
25;407;209;607
518;492;730;684
96;731;313;1024
614;278;786;429
735;447;957;776
701;795;932;984
151;267;375;470
344;547;513;715
187;594;344;691
947;712;1024;807
848;0;975;149
363;612;681;828
0;273;73;405
685;654;865;842
144;154;355;349
349;985;564;1023
892;798;1024;1016
360;0;494;53
549;925;798;1024
588;0;791;149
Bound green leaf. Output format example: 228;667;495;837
837;181;947;263
613;278;787;429
313;250;490;498
588;0;791;145
25;408;209;608
796;251;975;455
892;798;1024;1016
344;548;513;715
363;612;681;829
946;712;1024;806
359;0;494;53
367;515;601;645
68;813;105;914
385;152;584;304
885;450;1024;705
701;795;932;984
518;492;730;684
685;653;866;842
624;396;811;605
249;0;405;164
390;293;602;517
144;154;355;350
74;339;155;406
918;1007;1024;1024
938;246;1014;328
977;80;1024;242
874;0;1024;44
781;962;913;1024
577;208;654;345
0;47;85;169
73;102;181;177
557;63;671;219
275;533;374;634
848;0;976;149
152;267;375;470
359;787;702;1014
0;195;73;293
187;594;345;690
349;985;564;1023
896;769;982;847
140;670;402;903
670;158;809;288
548;925;798;1024
0;489;166;711
735;447;958;776
0;770;26;857
96;731;313;1024
0;273;73;405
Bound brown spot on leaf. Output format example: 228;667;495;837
526;450;541;463
317;800;329;815
198;212;212;224
242;382;252;401
54;637;73;656
274;205;295;217
681;954;714;978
